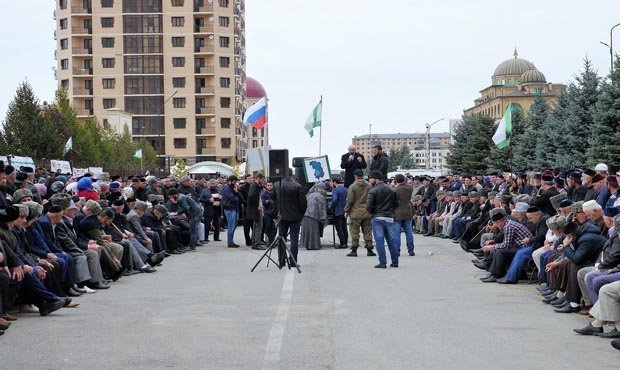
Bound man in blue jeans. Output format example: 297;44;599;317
221;176;241;248
366;171;399;268
498;206;549;284
392;174;415;256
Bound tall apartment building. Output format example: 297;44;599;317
352;133;451;171
54;0;247;165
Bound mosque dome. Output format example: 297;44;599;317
246;77;267;99
493;49;537;77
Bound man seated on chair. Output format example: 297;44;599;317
497;206;549;284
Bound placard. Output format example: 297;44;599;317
88;167;103;178
303;156;331;182
72;168;88;178
51;160;72;174
5;156;35;170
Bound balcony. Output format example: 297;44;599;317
72;26;92;35
197;147;217;155
73;88;93;96
194;45;215;54
73;67;93;75
76;108;94;117
196;86;215;94
71;6;92;14
72;47;92;55
194;3;214;12
195;65;215;74
197;125;216;136
194;24;214;33
196;106;216;115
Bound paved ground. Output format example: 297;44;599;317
1;228;619;369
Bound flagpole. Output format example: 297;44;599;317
319;95;323;156
508;101;513;173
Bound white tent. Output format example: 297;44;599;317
188;161;234;177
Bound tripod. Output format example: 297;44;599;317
250;231;301;273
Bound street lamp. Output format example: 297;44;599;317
142;90;178;159
425;118;444;170
601;22;620;72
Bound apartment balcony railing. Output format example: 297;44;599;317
73;88;93;95
72;27;92;35
73;67;93;75
194;3;214;12
71;6;92;14
72;47;93;55
196;106;216;115
195;65;215;74
76;108;94;116
196;86;215;94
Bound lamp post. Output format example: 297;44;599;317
425;118;444;170
142;91;178;162
601;22;620;73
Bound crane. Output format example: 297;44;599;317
425;118;444;170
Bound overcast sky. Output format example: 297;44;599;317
1;0;619;168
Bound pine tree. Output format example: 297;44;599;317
544;92;586;169
446;115;495;174
513;95;549;170
485;108;524;173
1;81;63;160
586;55;620;165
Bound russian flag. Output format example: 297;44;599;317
243;97;267;129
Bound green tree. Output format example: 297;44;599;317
1;81;63;160
586;55;620;165
513;95;549;170
446;115;495;174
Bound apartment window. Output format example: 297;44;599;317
173;97;186;108
252;140;257;148
172;77;186;88
124;35;162;53
219;0;229;7
171;17;184;27
221;138;231;148
171;37;185;47
123;15;163;33
123;0;163;13
102;58;115;68
125;76;164;94
60;59;69;70
219;56;230;68
220;97;231;108
174;138;187;148
219;17;229;27
219;36;229;48
85;100;94;110
102;78;116;89
103;99;116;109
101;0;114;7
60;19;68;30
61;79;69;90
59;0;67;9
172;57;185;67
101;17;114;28
220;117;231;129
219;77;230;88
171;0;184;6
124;55;163;73
173;118;186;129
125;96;163;115
102;37;115;48
60;39;68;50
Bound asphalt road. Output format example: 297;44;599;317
1;228;619;369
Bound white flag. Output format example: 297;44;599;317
134;149;143;159
63;137;73;155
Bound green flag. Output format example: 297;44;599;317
492;104;513;149
304;100;322;138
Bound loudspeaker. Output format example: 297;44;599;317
292;157;304;168
269;149;289;179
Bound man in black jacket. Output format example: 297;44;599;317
533;174;559;217
247;173;266;250
273;169;307;267
366;171;398;269
238;174;254;246
369;145;389;181
340;145;367;188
